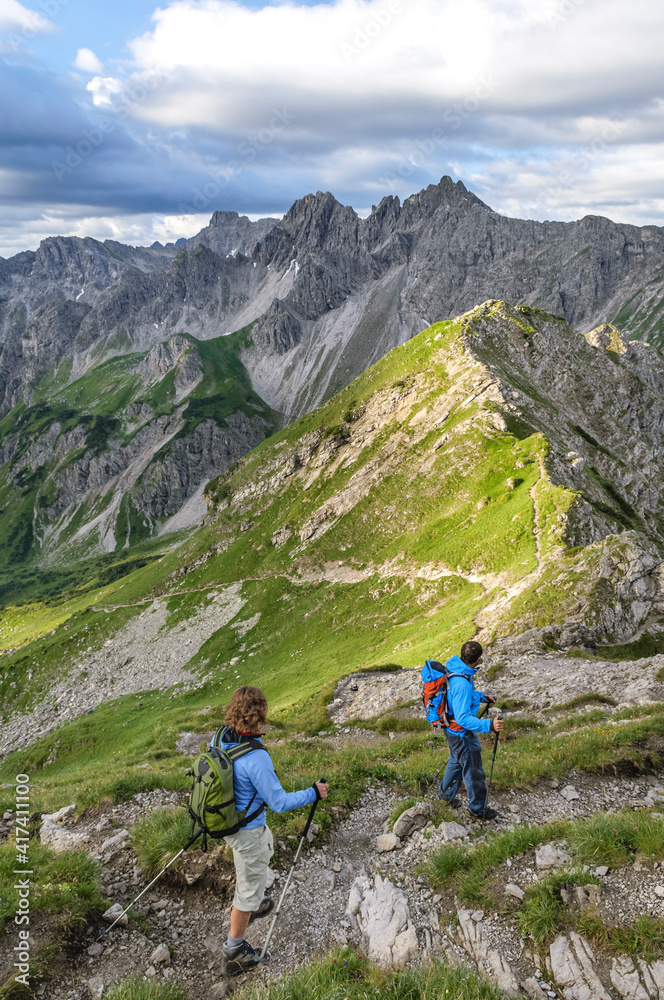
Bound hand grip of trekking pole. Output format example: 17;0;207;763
303;778;327;839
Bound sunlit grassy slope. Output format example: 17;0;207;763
3;301;660;815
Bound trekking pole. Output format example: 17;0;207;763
259;778;326;962
482;715;502;820
97;829;202;941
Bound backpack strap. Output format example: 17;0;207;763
214;733;269;827
443;672;475;730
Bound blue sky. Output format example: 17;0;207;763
1;0;663;257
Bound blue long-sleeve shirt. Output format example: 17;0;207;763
444;655;492;736
212;730;316;829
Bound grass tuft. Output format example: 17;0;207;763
243;948;504;1000
0;841;103;924
578;913;664;960
131;808;194;876
518;870;600;943
568;812;664;867
105;979;185;1000
424;822;569;902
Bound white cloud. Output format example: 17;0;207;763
0;0;51;35
118;0;664;130
68;0;662;226
74;47;104;75
0;206;213;258
86;75;124;107
3;0;664;252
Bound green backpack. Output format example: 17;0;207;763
187;726;267;848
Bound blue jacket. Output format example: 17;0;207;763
444;655;491;736
212;730;316;830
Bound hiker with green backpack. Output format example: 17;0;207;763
191;685;328;976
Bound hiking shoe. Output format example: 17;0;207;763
466;807;499;821
248;897;275;924
222;939;262;976
438;794;461;809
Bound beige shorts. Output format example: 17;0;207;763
224;825;274;912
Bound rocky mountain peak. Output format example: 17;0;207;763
278;190;360;250
188;210;279;257
399;175;489;226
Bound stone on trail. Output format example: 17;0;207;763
87;977;104;998
560;784;580;801
203;934;223;957
40;816;88;853
376;832;400;853
99;829;129;855
505;883;526;901
150;942;171;966
43;803;76;824
101;902;128;926
439;821;470;840
393;802;431;839
208;983;227;1000
521;978;547;998
574;884;601;910
347;874;418;970
593;865;609;877
535;843;571;868
654;885;664;898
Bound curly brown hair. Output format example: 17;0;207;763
225;685;268;734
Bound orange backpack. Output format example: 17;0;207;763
421;659;472;730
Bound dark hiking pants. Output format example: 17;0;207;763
438;730;487;816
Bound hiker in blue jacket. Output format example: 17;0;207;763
215;686;328;975
438;640;503;820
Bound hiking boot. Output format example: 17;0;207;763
466;806;499;821
222;939;262;976
438;794;461;809
248;897;275;924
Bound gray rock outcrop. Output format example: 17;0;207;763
346;874;419;970
549;932;608;1000
456;909;520;995
4;175;664;429
393;803;432;839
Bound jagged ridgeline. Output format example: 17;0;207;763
3;301;664;751
0;325;273;571
3;176;664;582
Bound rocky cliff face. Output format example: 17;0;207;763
2;177;663;430
0;330;272;565
187;211;278;257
